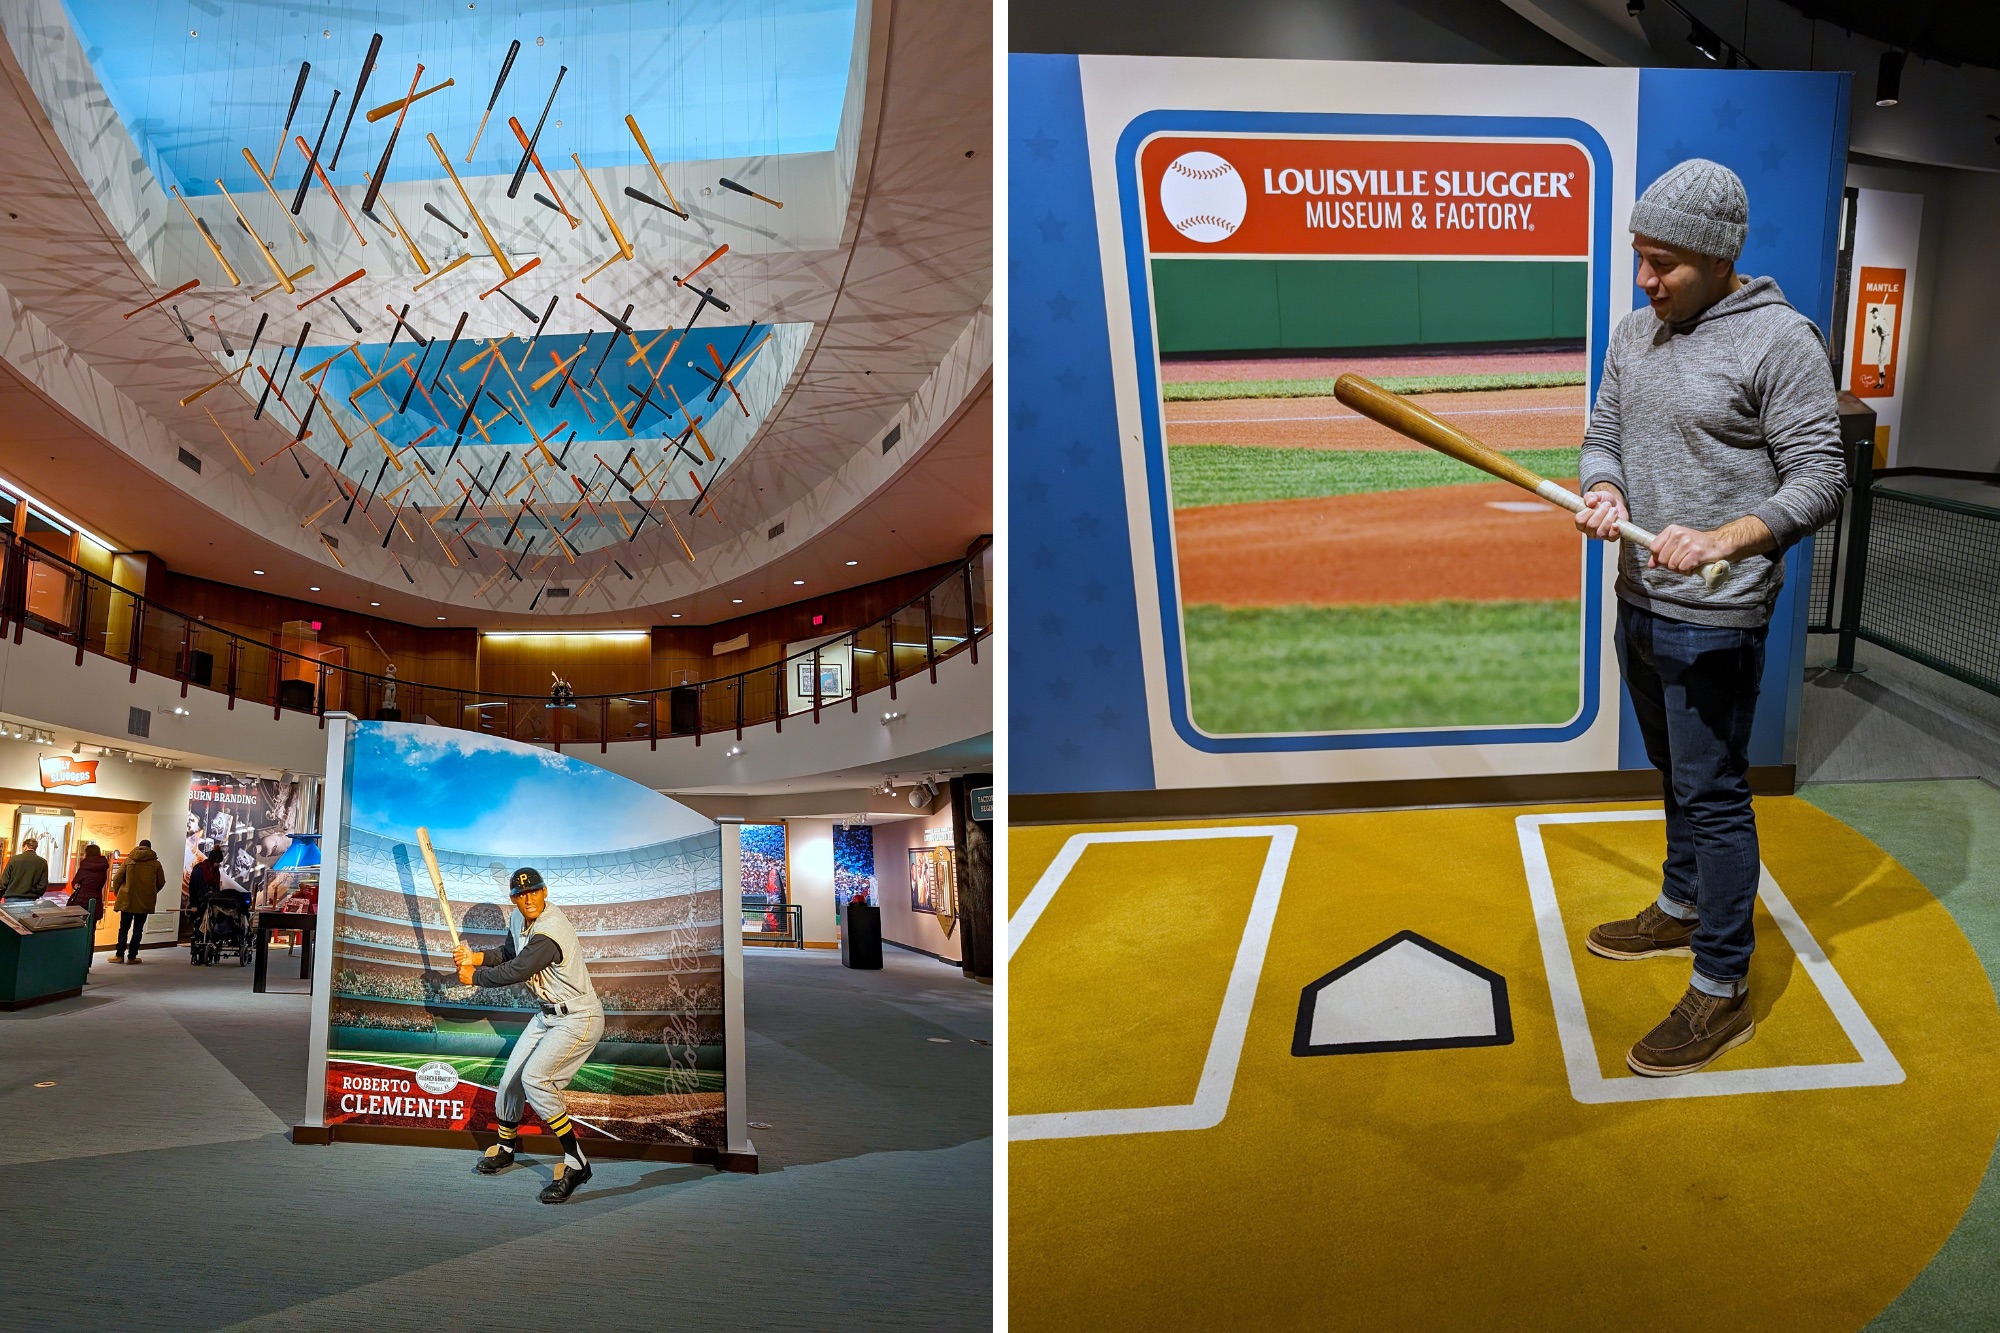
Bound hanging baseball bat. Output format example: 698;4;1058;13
273;62;309;172
292;91;342;214
717;176;783;209
1330;374;1730;590
622;114;685;217
367;77;454;123
423;202;468;238
466;38;519;162
122;278;199;320
507;65;566;199
674;243;727;287
329;32;382;170
414;827;462;950
361;61;424;217
170;187;239;285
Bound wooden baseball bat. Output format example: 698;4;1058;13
414;826;462;950
329;33;382;170
367;77;454;123
466;39;520;163
1330;373;1729;590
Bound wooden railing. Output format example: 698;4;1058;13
0;533;992;750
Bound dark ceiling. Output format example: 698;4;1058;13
1782;2;2000;71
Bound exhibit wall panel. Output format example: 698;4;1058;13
1009;53;1850;797
875;813;960;962
0;735;189;943
301;719;740;1157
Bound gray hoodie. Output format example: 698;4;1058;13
1579;276;1847;628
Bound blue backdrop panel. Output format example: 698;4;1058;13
1009;54;1155;795
1623;66;1851;770
1009;56;1851;795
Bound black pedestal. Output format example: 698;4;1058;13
375;707;402;721
841;904;882;970
278;679;316;712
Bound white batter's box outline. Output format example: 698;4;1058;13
1517;810;1904;1104
1007;825;1298;1141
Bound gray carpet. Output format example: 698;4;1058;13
0;947;991;1331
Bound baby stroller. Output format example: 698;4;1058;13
191;888;253;966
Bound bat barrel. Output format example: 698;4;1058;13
1332;373;1551;493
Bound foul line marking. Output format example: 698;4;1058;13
1517;810;1903;1103
1007;825;1297;1141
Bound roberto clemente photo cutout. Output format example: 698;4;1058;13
301;720;746;1185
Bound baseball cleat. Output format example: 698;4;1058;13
474;1145;516;1175
538;1161;591;1203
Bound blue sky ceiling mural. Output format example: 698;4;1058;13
57;0;857;592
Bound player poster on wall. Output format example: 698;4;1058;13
314;722;729;1151
186;772;307;909
834;823;875;911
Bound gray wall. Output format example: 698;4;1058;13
1844;153;2000;476
1010;0;1586;64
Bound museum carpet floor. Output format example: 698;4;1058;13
1009;779;2000;1332
0;946;991;1331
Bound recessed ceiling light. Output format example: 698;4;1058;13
793;579;805;586
370;601;380;607
309;586;321;592
845;560;858;566
731;598;743;604
670;613;681;618
253;569;265;575
437;615;447;620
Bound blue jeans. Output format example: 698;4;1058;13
1615;601;1768;995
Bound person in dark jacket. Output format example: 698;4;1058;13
1;836;49;901
69;844;110;974
111;841;166;963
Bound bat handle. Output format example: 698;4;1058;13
1536;482;1731;590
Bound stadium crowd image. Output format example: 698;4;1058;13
0;0;991;1325
1009;1;2000;1331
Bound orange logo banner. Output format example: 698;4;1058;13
38;754;98;789
1849;265;1904;398
1141;136;1591;258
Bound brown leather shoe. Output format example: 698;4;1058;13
1586;902;1696;961
1628;984;1754;1077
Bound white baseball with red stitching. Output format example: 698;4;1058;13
1159;151;1246;244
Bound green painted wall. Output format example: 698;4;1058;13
1151;258;1589;355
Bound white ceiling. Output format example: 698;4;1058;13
0;0;991;625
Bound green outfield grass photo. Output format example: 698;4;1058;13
1182;600;1584;734
1167;444;1581;509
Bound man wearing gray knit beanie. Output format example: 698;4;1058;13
1575;158;1846;1076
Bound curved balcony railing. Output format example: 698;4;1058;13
0;532;991;751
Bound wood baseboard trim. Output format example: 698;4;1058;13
1011;766;1797;825
290;1123;758;1173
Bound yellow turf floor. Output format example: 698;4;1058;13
1008;799;2000;1332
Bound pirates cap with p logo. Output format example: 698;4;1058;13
508;866;546;896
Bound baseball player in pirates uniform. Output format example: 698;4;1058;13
453;866;604;1203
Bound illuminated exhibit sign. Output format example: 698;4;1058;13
37;754;98;789
1143;136;1591;258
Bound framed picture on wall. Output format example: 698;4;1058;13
909;845;957;918
795;661;845;698
740;822;788;905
